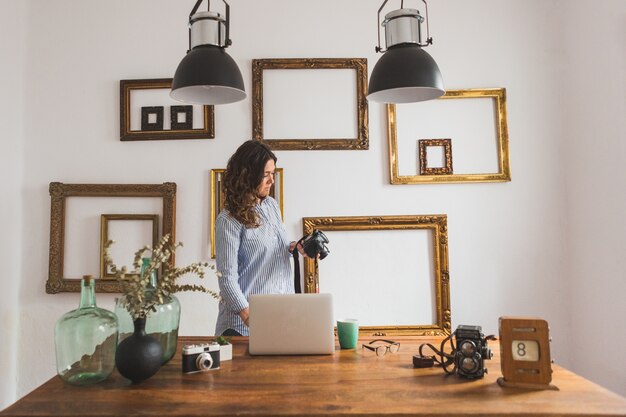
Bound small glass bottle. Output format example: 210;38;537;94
115;258;181;364
54;275;118;385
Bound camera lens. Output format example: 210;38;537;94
461;357;478;372
196;352;214;370
459;340;476;356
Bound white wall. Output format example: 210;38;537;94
0;0;25;410
1;0;623;406
561;0;626;396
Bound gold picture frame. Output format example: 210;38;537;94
99;214;159;280
120;78;215;141
419;138;453;175
252;58;369;150
302;215;451;336
388;88;511;184
210;169;284;258
47;182;176;294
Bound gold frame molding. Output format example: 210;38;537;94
302;215;451;336
252;58;369;150
99;214;159;280
47;182;176;294
388;88;511;184
210;169;284;259
120;78;215;141
419;138;453;175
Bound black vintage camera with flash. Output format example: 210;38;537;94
454;325;493;379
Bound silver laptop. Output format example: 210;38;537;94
248;293;335;355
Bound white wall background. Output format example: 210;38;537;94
0;0;25;408
560;0;626;398
1;0;624;409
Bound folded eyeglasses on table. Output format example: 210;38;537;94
361;339;401;356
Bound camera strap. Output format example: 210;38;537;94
292;247;302;294
418;332;457;374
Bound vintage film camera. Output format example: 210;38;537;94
299;229;330;260
454;325;494;379
416;324;495;379
182;343;220;374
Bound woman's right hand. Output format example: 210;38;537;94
239;307;250;327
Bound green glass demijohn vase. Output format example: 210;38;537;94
115;258;181;364
54;275;118;385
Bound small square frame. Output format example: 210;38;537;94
99;214;159;280
170;105;193;130
419;139;453;175
210;168;284;258
141;106;164;131
120;78;214;141
252;58;369;150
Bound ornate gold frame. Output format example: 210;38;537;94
419;138;453;175
252;58;369;150
47;182;176;294
388;88;511;184
302;215;451;336
210;169;284;258
99;214;159;280
120;78;215;141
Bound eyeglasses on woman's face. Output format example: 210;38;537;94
361;339;401;357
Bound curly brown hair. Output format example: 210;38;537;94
223;140;277;228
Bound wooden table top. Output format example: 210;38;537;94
2;336;625;417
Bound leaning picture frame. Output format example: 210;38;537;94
302;215;451;336
210;168;284;258
47;182;176;293
388;88;511;184
120;78;215;141
252;58;369;150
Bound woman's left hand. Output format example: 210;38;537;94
289;241;317;259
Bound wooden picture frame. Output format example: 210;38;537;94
47;182;176;294
120;78;215;141
388;88;511;184
302;215;451;336
210;169;284;258
419;139;453;175
252;58;369;150
99;214;159;280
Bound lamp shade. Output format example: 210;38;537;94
367;43;444;103
171;45;246;105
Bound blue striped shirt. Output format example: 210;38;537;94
214;197;293;336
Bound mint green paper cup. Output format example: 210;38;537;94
337;319;359;349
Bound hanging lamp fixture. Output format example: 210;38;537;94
171;0;246;105
367;0;445;104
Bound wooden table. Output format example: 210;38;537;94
2;336;626;417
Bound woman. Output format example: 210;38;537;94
214;140;301;336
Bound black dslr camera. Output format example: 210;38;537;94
182;343;220;373
454;325;493;379
299;229;330;260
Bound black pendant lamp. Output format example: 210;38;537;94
367;0;444;104
171;0;246;105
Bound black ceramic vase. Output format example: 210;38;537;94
115;317;163;383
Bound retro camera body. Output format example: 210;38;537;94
182;343;220;374
300;230;330;260
454;325;493;379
